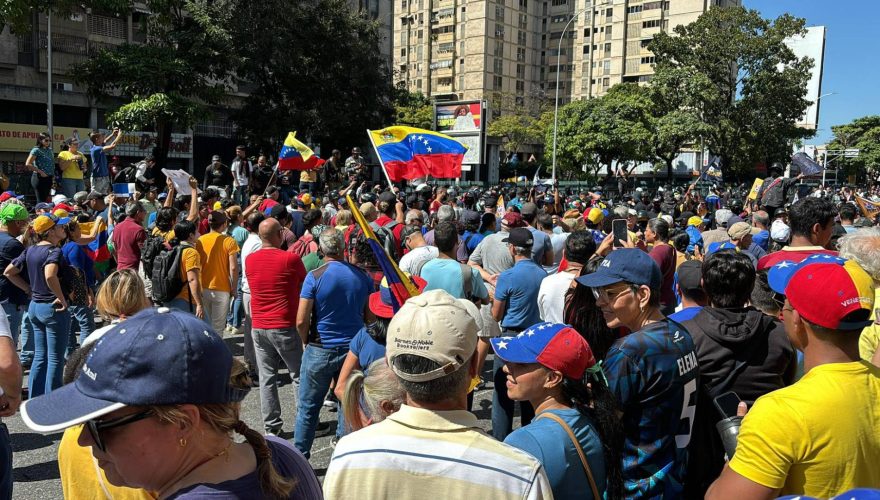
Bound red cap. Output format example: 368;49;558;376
501;212;525;228
54;202;76;213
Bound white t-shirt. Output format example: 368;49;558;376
240;233;262;293
537;271;576;324
399;245;439;276
231;158;252;187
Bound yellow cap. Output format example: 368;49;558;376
687;216;704;227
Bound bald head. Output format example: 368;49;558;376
259;218;283;248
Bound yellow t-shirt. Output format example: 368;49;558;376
151;227;175;243
858;287;880;361
57;150;87;179
196;232;238;293
729;361;880;497
176;246;201;302
59;425;156;500
300;169;317;183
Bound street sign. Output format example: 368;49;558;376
844;149;860;157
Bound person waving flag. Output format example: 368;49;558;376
368;126;467;181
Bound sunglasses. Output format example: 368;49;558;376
591;284;637;302
86;409;154;452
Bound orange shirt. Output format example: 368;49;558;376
195;232;239;293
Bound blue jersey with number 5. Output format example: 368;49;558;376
602;319;699;498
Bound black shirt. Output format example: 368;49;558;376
0;232;26;305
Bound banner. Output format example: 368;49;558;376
790;152;823;176
0;123;193;158
855;196;879;219
0;123;78;152
747;178;764;200
435;102;482;132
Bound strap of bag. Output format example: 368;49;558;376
536;411;601;500
459;262;472;299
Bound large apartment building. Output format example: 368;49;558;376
394;0;740;117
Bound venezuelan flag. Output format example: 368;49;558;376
80;221;110;262
278;132;317;171
346;193;419;311
368;126;467;181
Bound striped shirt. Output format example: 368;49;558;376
323;405;552;500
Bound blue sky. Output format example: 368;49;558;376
747;0;876;144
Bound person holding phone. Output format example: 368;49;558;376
4;214;71;397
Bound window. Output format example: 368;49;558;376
418;29;424;38
494;75;503;90
88;14;126;38
551;0;567;5
582;44;590;53
642;19;662;28
605;8;612;19
400;0;407;9
516;47;526;61
519;13;528;28
605;25;612;38
627;5;642;13
518;30;527;45
603;59;611;73
519;0;528;8
495;24;505;38
640;56;655;64
516;80;525;93
641;38;651;48
494;58;503;74
400;48;406;56
604;42;611;53
417;45;423;60
516;63;525;78
603;77;610;88
494;40;504;56
438;42;454;53
429;59;453;70
551;15;567;23
583;28;590;37
496;5;504;21
643;1;670;10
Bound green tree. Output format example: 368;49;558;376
549;83;654;180
487;113;545;161
2;0;125;34
74;0;238;167
393;84;434;130
828;116;880;181
232;0;394;153
649;6;814;175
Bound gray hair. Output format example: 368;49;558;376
612;205;629;220
512;245;531;257
437;205;456;222
392;354;472;404
405;209;423;226
838;227;880;280
318;228;344;257
752;210;770;228
342;359;405;432
715;209;734;227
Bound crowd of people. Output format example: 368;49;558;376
0;141;878;499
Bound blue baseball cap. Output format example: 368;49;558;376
21;307;249;433
575;248;661;289
491;322;596;380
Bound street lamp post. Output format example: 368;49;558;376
551;6;591;184
47;8;53;140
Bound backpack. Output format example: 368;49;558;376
290;232;318;258
141;233;168;278
113;165;136;185
151;244;187;304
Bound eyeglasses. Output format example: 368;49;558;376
86;409;154;452
592;284;636;302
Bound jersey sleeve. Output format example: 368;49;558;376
603;344;643;406
223;236;240;255
727;394;804;489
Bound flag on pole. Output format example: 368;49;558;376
80;220;110;262
368;126;467;181
747;178;764;201
855;195;879;219
700;156;723;181
496;194;506;219
278;132;319;171
790;152;824;176
346;194;420;311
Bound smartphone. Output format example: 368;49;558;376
612;219;628;248
713;391;743;419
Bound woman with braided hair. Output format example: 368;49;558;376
19;307;322;499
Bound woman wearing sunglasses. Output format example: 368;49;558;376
26;132;55;202
21;308;323;499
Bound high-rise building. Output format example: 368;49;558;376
393;0;740;118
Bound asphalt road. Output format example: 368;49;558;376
5;332;501;499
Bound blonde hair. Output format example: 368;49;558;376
359;202;378;222
150;359;295;499
335;210;352;226
342;359;405;433
95;269;151;321
225;205;243;224
563;217;586;232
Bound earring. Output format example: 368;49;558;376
179;438;187;448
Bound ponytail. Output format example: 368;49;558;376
342;370;368;433
561;374;625;500
234;420;296;499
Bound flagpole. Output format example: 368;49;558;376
366;129;395;189
263;164;278;197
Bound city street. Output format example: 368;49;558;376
5;332;501;498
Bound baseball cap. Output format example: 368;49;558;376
768;255;874;330
770;219;791;242
585;207;604;225
0;191;24;203
676;260;703;292
575;248;661;290
20;308;248;433
53;209;69;219
368;274;428;319
386;289;480;383
34;202;54;212
728;221;759;240
86;191;104;201
520;202;538;216
415;183;430;192
491;323;596;380
32;213;69;233
462;210;480;225
211;154;221;161
714;209;734;227
52;194;69;205
54;202;76;213
377;191;397;205
502;227;534;247
0;204;28;223
501;212;525;228
687;215;704;227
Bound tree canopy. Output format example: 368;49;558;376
828;115;880;181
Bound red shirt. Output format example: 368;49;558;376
259;198;279;213
375;215;405;258
757;246;838;271
245;248;306;329
111;217;146;270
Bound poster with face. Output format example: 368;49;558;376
435;102;481;132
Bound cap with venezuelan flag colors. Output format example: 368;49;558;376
768;254;875;331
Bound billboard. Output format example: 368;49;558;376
435;101;482;132
784;26;826;129
0;123;193;158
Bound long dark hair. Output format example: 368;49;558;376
561;375;625;499
366;317;390;345
564;256;618;360
36;132;51;148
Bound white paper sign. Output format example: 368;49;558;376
162;168;194;195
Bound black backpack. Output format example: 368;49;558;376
151;244;186;304
141;233;168;278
